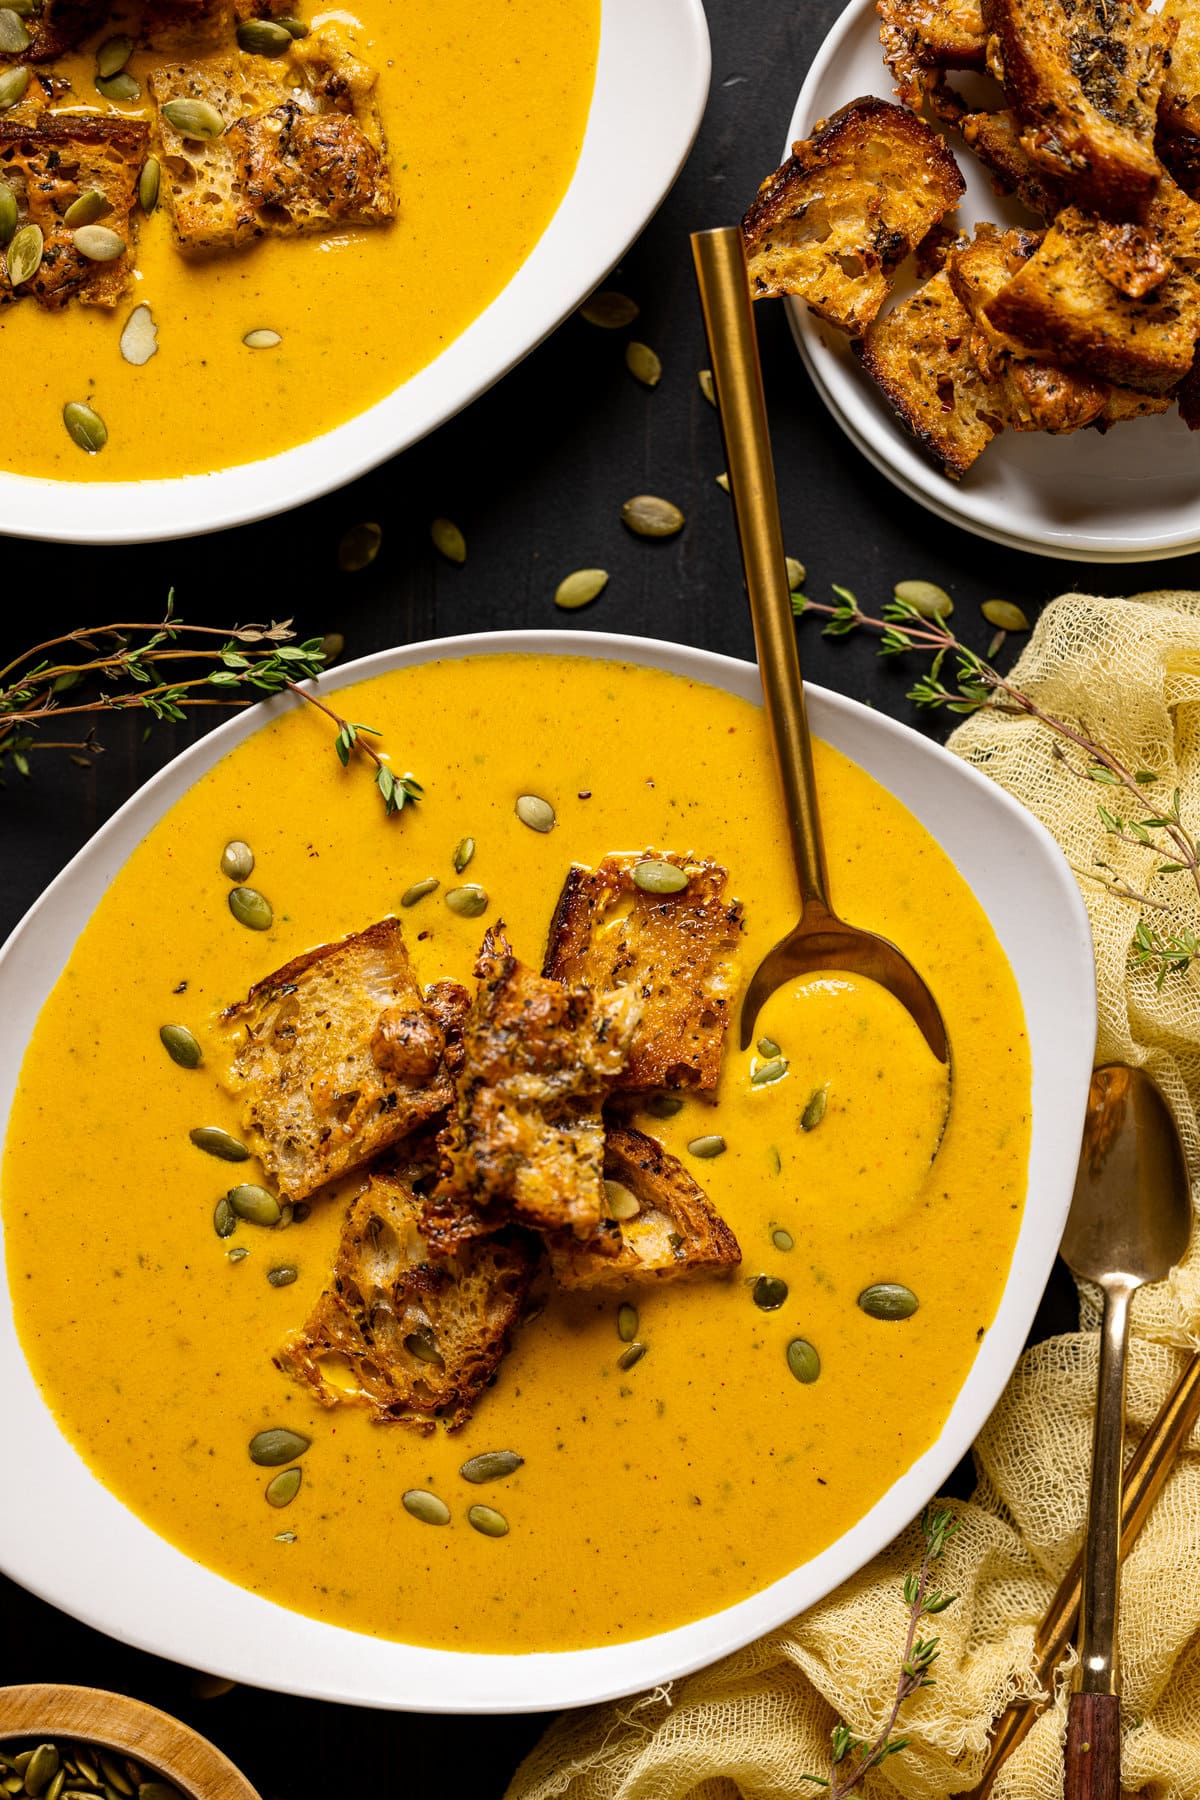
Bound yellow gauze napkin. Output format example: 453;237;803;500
505;590;1200;1800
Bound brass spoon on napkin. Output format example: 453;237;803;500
1059;1064;1191;1800
690;225;948;1062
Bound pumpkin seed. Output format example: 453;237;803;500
62;400;106;452
229;1184;282;1226
617;1340;647;1370
7;221;41;285
786;557;807;591
430;516;466;564
0;182;15;246
753;1274;788;1311
553;567;608;610
752;1057;787;1086
73;1753;100;1785
161;97;225;138
893;578;953;620
96;71;140;101
772;1228;794;1252
632;858;688;894
400;876;438;907
138;156;160;213
460;1450;523;1483
0;8;29;50
119;302;157;366
237;16;292;53
625;340;662;386
95;30;132;74
318;632;344;664
0;66;29;111
160;1023;202;1068
981;599;1030;633
23;1746;58;1793
72;224;125;261
787;1338;821;1384
242;327;281;349
404;1327;444;1366
337;519;381;570
277;14;308;34
603;1179;639;1222
446;884;487;918
100;1771;131;1800
43;1774;64;1800
403;1488;450;1525
227;1245;248;1262
190;1673;236;1698
687;1134;725;1159
757;1037;781;1057
2;0;31;14
715;472;730;492
452;836;475;873
800;1087;828;1132
63;188;112;227
467;1503;509;1537
698;368;715;406
617;1303;638;1342
579;288;638;328
644;1093;683;1118
220;838;254;880
190;1125;250;1161
858;1282;920;1320
139;1785;185;1800
276;1201;293;1229
265;1466;301;1506
515;793;555;832
249;1427;310;1465
621;494;684;538
228;884;272;929
267;1263;297;1287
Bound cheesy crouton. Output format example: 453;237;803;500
275;1170;535;1432
0;114;147;309
960;108;1067;220
148;58;284;249
222;917;456;1202
1159;0;1200;196
543;853;743;1094
878;0;986;111
741;96;965;336
0;0;105;62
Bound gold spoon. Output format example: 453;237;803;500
1060;1064;1192;1800
690;225;948;1061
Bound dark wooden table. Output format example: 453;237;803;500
0;0;1175;1791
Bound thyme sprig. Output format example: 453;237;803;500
0;599;419;817
795;585;1200;986
800;1506;959;1799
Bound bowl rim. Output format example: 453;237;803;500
0;628;1097;1713
0;0;711;544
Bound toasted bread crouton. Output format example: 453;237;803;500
0;0;105;62
0;115;147;309
222;917;455;1202
878;0;986;110
142;0;235;49
981;0;1173;217
275;1170;535;1432
547;1126;741;1290
1158;0;1200;196
149;58;284;248
859;266;1008;474
960;109;1067;219
1094;383;1173;428
422;980;471;1078
433;926;640;1250
1091;219;1174;298
543;853;743;1094
741;96;965;335
1176;349;1200;426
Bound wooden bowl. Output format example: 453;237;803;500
0;1686;260;1799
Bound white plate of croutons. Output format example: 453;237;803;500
749;0;1200;560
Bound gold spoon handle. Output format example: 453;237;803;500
690;225;831;914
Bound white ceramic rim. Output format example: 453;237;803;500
0;629;1097;1713
0;0;710;545
785;0;1200;564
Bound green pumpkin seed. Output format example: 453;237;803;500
452;836;475;873
786;557;807;591
752;1057;787;1086
190;1673;236;1699
318;632;343;664
190;1125;250;1161
715;472;730;492
617;1340;647;1370
277;14;308;34
0;65;29;111
757;1037;781;1058
3;0;32;15
467;1503;509;1537
460;1450;523;1483
95;30;132;74
161;96;226;138
23;1746;58;1794
227;1245;248;1262
753;1274;788;1311
446;884;487;918
249;1427;310;1465
228;885;272;930
243;327;281;349
138;155;160;213
400;876;439;907
621;494;684;538
72;224;124;261
96;71;140;102
0;8;29;50
338;519;381;570
430;516;466;564
8;221;42;286
139;1785;186;1800
0;182;16;246
236;16;292;53
63;188;112;227
265;1466;302;1506
404;1327;444;1367
229;1184;281;1226
625;340;662;387
515;793;555;832
698;367;715;406
276;1201;294;1228
893;579;953;620
603;1179;639;1222
981;599;1030;633
267;1263;297;1287
403;1488;450;1526
553;567;608;611
858;1282;920;1321
800;1087;828;1132
787;1338;821;1384
772;1227;794;1251
160;1023;202;1067
220;838;254;880
633;858;688;894
43;1773;64;1800
72;1753;100;1786
617;1303;638;1342
212;1196;237;1239
687;1134;725;1159
579;289;638;328
62;400;106;452
644;1093;683;1118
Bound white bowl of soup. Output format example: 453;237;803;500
0;630;1095;1711
0;0;709;542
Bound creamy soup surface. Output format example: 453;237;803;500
2;654;1031;1652
4;0;598;482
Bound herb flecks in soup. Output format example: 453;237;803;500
2;655;1030;1652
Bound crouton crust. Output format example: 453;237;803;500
960;108;1067;219
878;0;986;111
0;114;147;309
1158;0;1200;195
